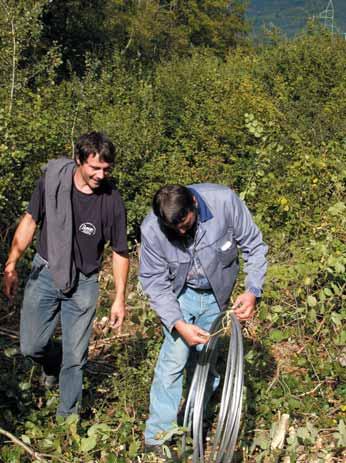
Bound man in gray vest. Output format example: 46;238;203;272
3;132;129;417
139;183;267;457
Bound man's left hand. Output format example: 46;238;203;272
232;292;257;320
109;299;126;331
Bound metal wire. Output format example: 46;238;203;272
182;311;244;463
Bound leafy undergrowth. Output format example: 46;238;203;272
0;208;345;463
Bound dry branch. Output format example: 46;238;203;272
0;327;19;339
271;413;290;450
0;427;45;461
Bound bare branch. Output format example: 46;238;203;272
271;413;290;450
8;15;16;125
0;427;46;462
70;103;79;159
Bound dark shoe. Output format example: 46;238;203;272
40;371;58;389
145;444;171;461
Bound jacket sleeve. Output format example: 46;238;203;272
139;232;183;331
227;190;268;295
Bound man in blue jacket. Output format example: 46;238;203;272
140;183;267;456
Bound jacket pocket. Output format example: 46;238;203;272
167;262;179;280
215;232;238;267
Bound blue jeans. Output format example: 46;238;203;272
20;254;99;416
144;286;221;445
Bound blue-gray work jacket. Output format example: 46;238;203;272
139;183;268;331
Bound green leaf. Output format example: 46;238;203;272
308;308;317;322
288;398;301;409
21;435;31;445
334;262;345;274
307;295;317;307
328;202;346;216
128;440;140;457
269;330;286;342
87;423;111;437
253;433;269;450
336;330;346;345
336;420;346;447
324;287;333;297
65;414;79;426
296;427;310;442
46;397;58;408
19;382;31;391
4;347;18;357
105;455;117;463
56;415;65;425
331;312;342;327
331;283;342;295
80;436;97;453
306;421;318;439
319;290;326;303
41;438;54;449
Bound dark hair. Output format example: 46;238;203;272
74;131;115;165
152;185;196;226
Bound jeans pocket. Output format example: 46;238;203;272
29;254;48;280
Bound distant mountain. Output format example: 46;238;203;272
247;0;346;37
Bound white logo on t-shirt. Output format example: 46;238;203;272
79;223;96;236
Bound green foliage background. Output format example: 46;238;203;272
0;0;345;462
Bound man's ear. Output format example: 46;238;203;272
75;156;81;166
193;196;198;208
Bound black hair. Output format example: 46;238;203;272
74;131;115;165
152;185;196;226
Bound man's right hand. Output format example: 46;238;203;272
3;265;18;303
174;320;210;346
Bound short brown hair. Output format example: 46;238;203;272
75;131;115;165
152;185;195;226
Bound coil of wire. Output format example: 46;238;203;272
182;311;244;463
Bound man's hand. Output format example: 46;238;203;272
232;292;257;320
3;264;18;304
109;298;126;331
110;250;129;332
174;320;210;346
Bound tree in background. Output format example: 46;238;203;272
41;0;249;74
0;0;68;256
0;0;60;128
41;0;108;76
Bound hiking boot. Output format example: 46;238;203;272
40;371;58;389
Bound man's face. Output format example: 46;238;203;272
77;153;112;190
166;209;197;237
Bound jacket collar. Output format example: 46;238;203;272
188;187;213;222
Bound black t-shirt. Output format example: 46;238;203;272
28;175;128;275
